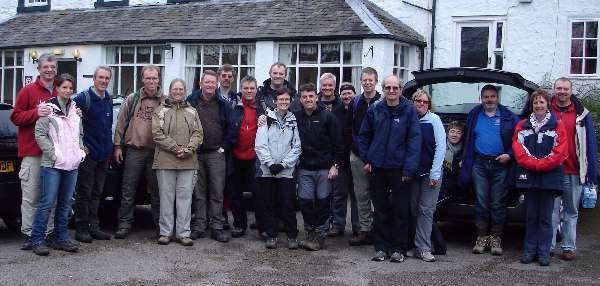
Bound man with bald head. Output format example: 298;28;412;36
357;75;421;262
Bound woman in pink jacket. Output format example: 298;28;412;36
31;73;86;256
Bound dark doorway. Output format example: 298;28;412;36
57;60;78;90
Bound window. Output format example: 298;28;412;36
0;51;24;105
393;44;410;83
105;45;166;97
570;20;598;76
25;0;47;6
277;42;362;91
455;20;504;69
18;0;50;12
95;0;129;8
185;44;255;92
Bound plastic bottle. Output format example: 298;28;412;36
582;184;597;209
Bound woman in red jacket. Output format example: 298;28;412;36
512;89;568;266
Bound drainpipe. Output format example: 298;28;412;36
429;0;437;69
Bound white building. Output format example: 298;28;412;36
0;0;425;104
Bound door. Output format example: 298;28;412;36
456;22;494;68
57;60;78;90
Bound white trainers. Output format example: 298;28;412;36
416;251;436;262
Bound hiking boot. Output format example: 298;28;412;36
21;235;32;251
539;257;551;266
157;236;170;245
472;235;489;254
303;234;321;251
75;224;93;243
489;236;503;256
231;227;246;238
179;237;194;246
89;225;111;240
259;231;269;240
416;251;436;262
114;228;130;239
300;231;319;251
210;229;230;243
265;237;278;249
287;238;299;250
561;250;576;261
51;240;79;253
32;244;50;256
372;251;387;262
389;252;405;263
349;231;371;246
327;228;344;237
190;230;205;240
315;233;326;249
45;232;57;246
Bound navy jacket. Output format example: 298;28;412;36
294;106;344;170
72;87;113;161
349;91;382;157
257;78;302;113
187;89;238;152
459;104;519;186
357;97;422;175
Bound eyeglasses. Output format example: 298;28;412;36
414;99;429;104
383;86;400;91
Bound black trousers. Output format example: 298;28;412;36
74;157;108;227
370;167;411;253
230;158;256;230
257;177;298;239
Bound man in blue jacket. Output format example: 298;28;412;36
460;84;519;256
72;66;114;243
358;75;421;262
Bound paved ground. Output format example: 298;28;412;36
1;207;599;286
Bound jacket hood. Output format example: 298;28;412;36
550;95;589;117
261;78;294;91
187;88;229;107
45;97;73;116
163;97;192;108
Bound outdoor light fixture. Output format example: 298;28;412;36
30;50;39;64
163;44;174;59
73;49;82;62
52;48;65;56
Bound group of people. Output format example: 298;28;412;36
10;53;597;267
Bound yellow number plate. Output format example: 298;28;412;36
0;160;15;173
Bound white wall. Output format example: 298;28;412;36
130;0;166;5
53;0;94;10
0;0;17;23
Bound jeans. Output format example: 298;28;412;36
31;167;78;246
297;169;331;236
156;169;195;238
230;158;256;230
19;156;54;236
523;189;555;260
192;151;226;231
551;174;582;251
117;148;160;230
409;175;441;253
329;167;357;232
471;157;509;236
257;177;298;239
370;167;411;254
349;152;373;232
74;157;108;227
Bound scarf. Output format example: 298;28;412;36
444;140;463;172
530;111;551;133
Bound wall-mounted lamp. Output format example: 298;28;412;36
52;48;65;56
163;44;174;59
30;50;39;64
73;49;82;62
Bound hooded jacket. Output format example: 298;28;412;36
255;109;301;178
357;97;421;175
152;98;203;170
349;91;382;158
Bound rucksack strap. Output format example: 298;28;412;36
120;91;140;148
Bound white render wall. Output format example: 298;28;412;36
0;0;18;23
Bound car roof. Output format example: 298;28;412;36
402;67;539;98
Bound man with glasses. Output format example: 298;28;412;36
218;64;238;105
113;65;166;239
358;75;421;262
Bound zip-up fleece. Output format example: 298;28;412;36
10;77;57;157
357;97;422;175
152;98;203;170
294;106;344;170
512;112;568;191
255;109;301;178
34;97;85;170
114;87;166;150
417;111;447;180
72;87;113;161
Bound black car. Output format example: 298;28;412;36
402;67;539;223
0;103;21;231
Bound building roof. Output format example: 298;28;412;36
0;0;426;48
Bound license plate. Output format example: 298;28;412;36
0;160;15;173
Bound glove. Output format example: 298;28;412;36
269;164;285;175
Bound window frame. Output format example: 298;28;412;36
184;43;256;92
569;19;599;77
95;0;129;8
17;0;50;13
275;41;363;91
453;18;506;69
393;43;411;83
104;45;167;97
0;50;25;105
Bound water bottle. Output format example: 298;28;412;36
582;183;597;209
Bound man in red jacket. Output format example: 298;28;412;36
10;53;58;250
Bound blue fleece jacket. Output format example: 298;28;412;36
357;97;421;176
72;87;113;161
417;111;446;180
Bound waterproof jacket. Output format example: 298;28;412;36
152;98;203;170
512;112;568;191
349;91;382;158
357;97;422;175
417;111;447;180
113;87;166;150
459;104;519;186
187;89;238;152
34;97;85;171
231;96;264;160
294;106;344;170
72;87;113;162
551;95;598;184
257;78;302;113
332;103;353;168
11;77;57;157
255;109;301;178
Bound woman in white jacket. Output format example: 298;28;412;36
255;88;301;250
